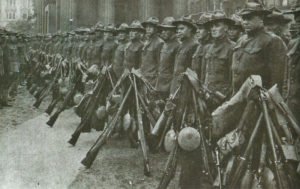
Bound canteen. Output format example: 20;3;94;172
164;129;177;152
178;127;201;151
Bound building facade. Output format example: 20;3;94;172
0;0;34;27
34;0;296;34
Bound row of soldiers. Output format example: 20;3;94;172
25;2;300;189
0;30;29;109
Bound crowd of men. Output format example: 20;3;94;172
0;30;28;108
1;1;300;189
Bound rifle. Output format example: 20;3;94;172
33;62;61;108
192;90;214;183
260;90;288;189
157;143;179;189
215;148;222;189
184;68;226;106
81;84;132;168
151;86;181;136
68;74;106;145
268;85;300;136
46;73;82;127
229;113;263;188
133;75;150;176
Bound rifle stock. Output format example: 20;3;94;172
68;76;106;145
133;75;150;176
47;76;81;127
81;84;132;168
229;114;263;188
157;143;178;189
260;90;286;189
151;86;181;136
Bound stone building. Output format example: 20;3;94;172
0;0;34;27
34;0;296;34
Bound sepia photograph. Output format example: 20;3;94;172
0;0;299;188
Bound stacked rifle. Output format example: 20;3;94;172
155;71;300;189
79;68;160;176
220;85;300;189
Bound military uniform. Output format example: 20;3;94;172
112;24;129;79
202;37;235;96
232;4;288;94
140;17;164;86
171;16;206;189
170;38;198;94
124;21;144;70
232;29;287;94
286;3;300;123
155;17;179;98
101;25;117;67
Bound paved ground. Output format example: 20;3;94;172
0;87;180;189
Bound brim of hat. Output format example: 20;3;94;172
264;16;292;24
204;18;235;28
239;10;271;17
102;29;116;33
127;27;145;32
157;24;176;29
141;22;158;27
284;7;300;14
116;29;129;33
172;21;197;30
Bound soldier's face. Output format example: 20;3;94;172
117;32;127;41
160;29;175;41
211;22;228;39
228;27;241;40
145;25;156;37
176;24;193;40
129;30;140;41
195;28;209;40
242;15;264;33
104;32;113;41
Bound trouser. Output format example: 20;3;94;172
179;147;214;189
288;96;300;124
8;72;19;97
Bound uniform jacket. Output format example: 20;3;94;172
231;29;287;94
7;44;20;73
90;39;104;66
113;41;127;78
202;37;235;96
124;40;143;70
140;35;163;86
155;38;179;93
101;40;117;67
191;39;211;78
287;37;300;101
170;38;198;94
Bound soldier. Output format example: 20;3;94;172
264;7;292;45
112;23;129;79
231;2;287;94
170;15;202;189
228;14;244;42
82;30;97;67
0;30;5;108
101;24;117;68
286;1;300;123
202;12;236;102
7;32;21;99
89;23;104;68
192;13;212;80
140;17;164;86
155;17;180;100
124;20;144;70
